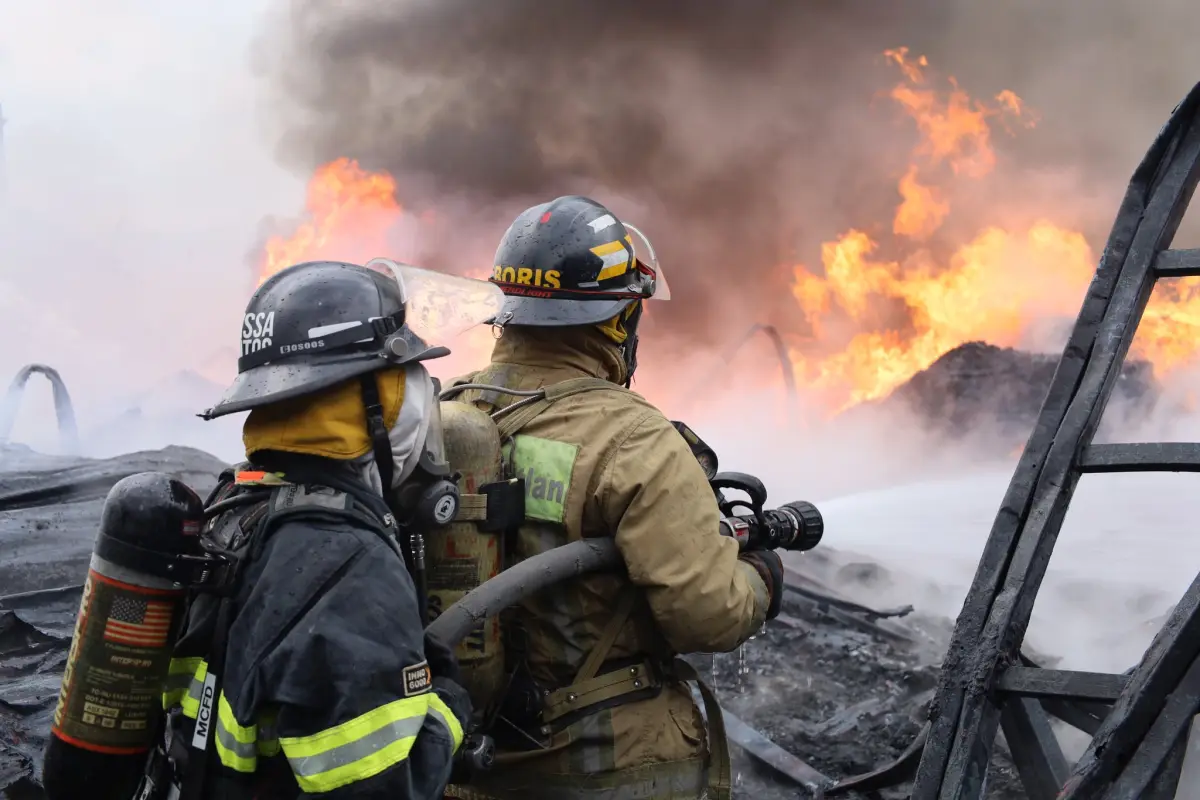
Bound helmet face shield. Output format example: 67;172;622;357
364;258;506;343
203;259;504;419
624;223;670;301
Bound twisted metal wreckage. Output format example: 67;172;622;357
6;78;1200;797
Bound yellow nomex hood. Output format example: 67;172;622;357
242;368;407;461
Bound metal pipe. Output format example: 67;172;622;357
0;363;80;455
680;323;799;424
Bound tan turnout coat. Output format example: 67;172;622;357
446;326;768;800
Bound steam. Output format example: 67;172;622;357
0;1;292;459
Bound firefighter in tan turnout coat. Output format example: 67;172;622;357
446;196;786;800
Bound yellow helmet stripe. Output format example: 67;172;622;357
591;240;632;281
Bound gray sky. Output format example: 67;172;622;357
0;0;299;416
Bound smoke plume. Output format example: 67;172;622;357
257;0;1200;366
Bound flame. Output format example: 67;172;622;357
788;48;1200;413
253;157;497;378
255;49;1200;415
258;157;406;285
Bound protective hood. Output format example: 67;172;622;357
490;325;628;386
242;362;437;491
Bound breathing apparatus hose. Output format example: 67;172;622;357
425;538;622;647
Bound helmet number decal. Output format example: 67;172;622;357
241;312;276;356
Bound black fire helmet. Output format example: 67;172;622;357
200;260;447;421
489;195;668;328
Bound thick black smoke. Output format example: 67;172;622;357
256;0;1200;362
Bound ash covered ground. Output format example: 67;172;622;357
687;546;1027;800
0;340;1177;797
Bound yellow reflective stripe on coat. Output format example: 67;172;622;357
214;693;258;773
162;656;204;710
279;694;442;793
178;659;210;718
428;695;465;751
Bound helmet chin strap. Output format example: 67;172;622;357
360;374;395;493
619;302;645;388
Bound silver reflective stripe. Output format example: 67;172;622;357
426;701;458;743
163;671;192;695
216;720;257;762
181;670;206;718
286;715;425;778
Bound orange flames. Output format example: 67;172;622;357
258;157;407;285
255;49;1200;414
788;47;1200;412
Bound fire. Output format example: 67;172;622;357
253;157;496;379
788;48;1200;412
257;49;1200;415
258;158;406;285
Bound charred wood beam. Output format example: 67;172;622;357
1000;697;1069;800
911;86;1193;799
1059;570;1200;798
995;667;1128;701
1090;649;1200;799
1080;443;1200;473
1153;247;1200;278
1140;727;1190;800
825;722;930;796
913;81;1200;800
717;706;832;794
1039;697;1108;736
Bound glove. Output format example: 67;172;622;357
739;549;784;621
423;631;463;685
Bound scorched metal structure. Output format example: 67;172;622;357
911;79;1200;799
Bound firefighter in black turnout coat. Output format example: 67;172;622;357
152;260;473;799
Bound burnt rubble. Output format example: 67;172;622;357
1;340;1106;798
864;341;1159;444
0;439;1032;800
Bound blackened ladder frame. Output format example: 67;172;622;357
911;79;1200;800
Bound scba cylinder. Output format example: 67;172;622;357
428;402;506;718
43;472;205;800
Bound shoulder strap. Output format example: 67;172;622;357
495;377;622;439
540;584;650;727
673;658;733;800
572;585;639;685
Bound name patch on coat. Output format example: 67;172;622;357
508;435;579;524
403;662;432;696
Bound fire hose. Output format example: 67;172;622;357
424;537;927;797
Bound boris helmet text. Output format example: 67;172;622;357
493;265;561;289
242;311;275;355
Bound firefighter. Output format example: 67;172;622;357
447;196;785;800
157;260;483;799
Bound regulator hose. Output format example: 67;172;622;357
425;538;622;646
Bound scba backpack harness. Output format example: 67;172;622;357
441;376;734;800
137;464;406;800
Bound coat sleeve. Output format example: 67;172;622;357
594;411;770;654
250;522;471;799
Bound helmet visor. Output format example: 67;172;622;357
365;258;506;343
624;224;671;301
